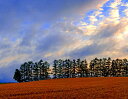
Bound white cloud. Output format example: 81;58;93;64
124;9;128;17
109;0;121;8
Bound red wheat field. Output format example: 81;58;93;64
0;77;128;99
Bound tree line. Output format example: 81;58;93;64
13;57;128;82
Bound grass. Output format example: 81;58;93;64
0;77;128;99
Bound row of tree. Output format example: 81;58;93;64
13;60;50;82
13;58;128;82
53;59;88;78
89;58;128;77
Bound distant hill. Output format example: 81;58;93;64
0;77;128;98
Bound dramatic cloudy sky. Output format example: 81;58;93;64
0;0;128;82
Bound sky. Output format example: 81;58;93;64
0;0;128;82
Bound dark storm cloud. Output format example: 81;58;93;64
69;41;116;59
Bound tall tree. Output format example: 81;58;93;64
83;59;88;77
58;59;63;78
72;59;76;78
89;59;95;77
123;59;128;76
76;58;81;77
53;60;58;78
44;61;50;79
33;62;39;81
13;69;22;82
27;61;33;81
20;63;26;82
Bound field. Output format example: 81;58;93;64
0;77;128;99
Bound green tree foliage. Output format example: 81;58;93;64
13;69;22;82
53;60;58;78
52;59;88;79
14;58;128;82
14;60;50;82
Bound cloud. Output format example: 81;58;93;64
68;43;107;58
0;62;22;82
0;0;127;82
67;0;128;60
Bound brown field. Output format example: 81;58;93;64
0;77;128;99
